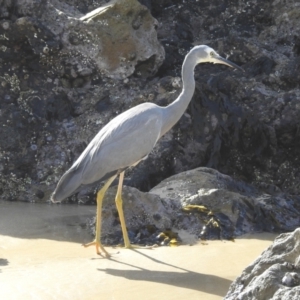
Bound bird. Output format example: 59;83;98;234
51;45;242;256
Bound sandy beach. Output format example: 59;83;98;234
0;201;277;300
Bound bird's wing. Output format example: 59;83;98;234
51;103;163;201
78;103;163;184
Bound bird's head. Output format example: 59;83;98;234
192;45;243;71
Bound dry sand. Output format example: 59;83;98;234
0;201;277;300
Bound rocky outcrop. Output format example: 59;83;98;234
87;184;178;245
151;167;300;239
0;0;164;201
1;0;164;79
0;0;300;228
225;228;300;300
77;0;165;78
88;168;300;245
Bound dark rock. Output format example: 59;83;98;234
0;0;299;245
151;167;300;239
85;167;300;246
86;184;178;245
35;189;45;199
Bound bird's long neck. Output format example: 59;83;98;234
161;52;197;136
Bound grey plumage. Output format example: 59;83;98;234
52;103;163;201
51;45;242;255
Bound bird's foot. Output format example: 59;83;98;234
82;240;110;257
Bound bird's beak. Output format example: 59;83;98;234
214;55;244;72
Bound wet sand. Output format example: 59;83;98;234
0;201;277;300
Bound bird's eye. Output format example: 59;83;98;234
210;51;214;57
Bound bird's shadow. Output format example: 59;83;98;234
97;249;232;297
0;258;9;273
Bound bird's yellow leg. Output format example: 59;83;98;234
83;175;117;256
115;172;131;248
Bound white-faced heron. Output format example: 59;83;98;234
51;45;242;256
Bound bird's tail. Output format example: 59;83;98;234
51;166;83;203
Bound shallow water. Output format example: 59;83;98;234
0;201;277;300
0;200;94;242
